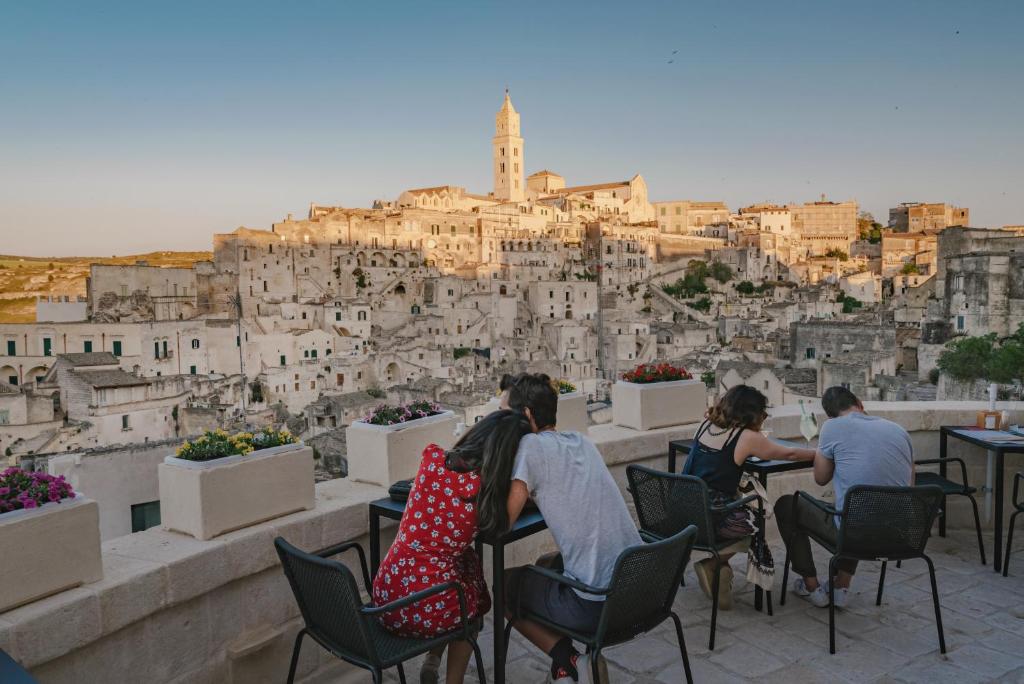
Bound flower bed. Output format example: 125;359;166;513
173;427;296;462
346;405;456;486
621;363;693;384
0;467;75;512
159;428;313;540
556;379;578;394
1;468;102;612
362;400;444;426
613;364;706;431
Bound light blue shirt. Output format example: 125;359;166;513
818;412;914;525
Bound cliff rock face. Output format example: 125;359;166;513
91;291;155;322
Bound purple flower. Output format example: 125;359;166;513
23;499;37;509
0;487;9;496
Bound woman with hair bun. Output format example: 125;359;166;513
683;385;815;610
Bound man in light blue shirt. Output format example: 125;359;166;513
774;386;914;608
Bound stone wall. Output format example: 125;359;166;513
4;401;1022;683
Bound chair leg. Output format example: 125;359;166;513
766;589;773;616
286;628;305;684
396;662;407;684
709;556;721;651
372;669;383;684
967;494;987;566
671;612;694;684
471;637;487;684
876;560;887;606
828;557;837;655
780;550;790;606
503;619;513;650
591;648;602;683
924;555;946;654
1004;511;1020;577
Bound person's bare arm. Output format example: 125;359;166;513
813;450;835;486
734;430;816;465
507;479;529;528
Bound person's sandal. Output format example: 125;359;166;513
420;653;441;684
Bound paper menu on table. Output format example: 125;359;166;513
956;429;1024;443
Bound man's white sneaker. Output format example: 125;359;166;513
831;586;850;608
574;653;610;684
793;578;829;608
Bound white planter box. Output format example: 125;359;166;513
0;495;103;613
612;379;707;431
557;392;589;434
346;411;457;487
158;443;315;541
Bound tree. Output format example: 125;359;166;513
686;260;709;281
710;260;733;283
825;248;849;261
736;280;756;295
700;370;716;388
901;262;920;275
352;267;368;289
688;297;712;313
937;333;997;383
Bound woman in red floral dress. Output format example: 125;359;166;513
372;409;531;684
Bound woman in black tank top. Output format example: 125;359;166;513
683;385;816;610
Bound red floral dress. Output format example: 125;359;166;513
371;444;491;638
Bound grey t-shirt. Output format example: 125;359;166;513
512;431;641;600
818;412;914;524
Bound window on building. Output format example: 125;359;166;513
121;415;131;431
0;410;9;425
303;350;309;358
311;349;317;359
43;338;52;357
280;355;286;366
154;341;161;358
191;339;200;349
335;312;341;321
189;365;197;375
83;340;93;353
162;340;168;358
957;315;965;331
6;340;15;356
805;347;816;360
357;311;367;321
130;501;161;533
112;340;122;357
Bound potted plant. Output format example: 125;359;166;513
346;401;456;487
158;427;314;541
555;380;589;434
0;468;103;612
612;363;707;431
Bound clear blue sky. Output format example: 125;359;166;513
2;0;1021;256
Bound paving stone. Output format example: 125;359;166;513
944;643;1024;680
805;639;912;683
892;655;992;684
602;634;682;674
707;640;788;678
860;624;945;658
655;657;744;684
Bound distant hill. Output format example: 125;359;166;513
0;251;212;323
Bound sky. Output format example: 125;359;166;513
1;0;1022;256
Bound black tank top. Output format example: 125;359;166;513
683;420;745;496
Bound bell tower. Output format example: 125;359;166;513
492;90;524;202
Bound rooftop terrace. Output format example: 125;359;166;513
3;401;1023;683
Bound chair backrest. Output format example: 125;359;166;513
274;537;377;665
596;525;697;644
627;464;717;548
838;485;943;560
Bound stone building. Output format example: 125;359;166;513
888;202;969;232
789;320;897;369
653;200;730;235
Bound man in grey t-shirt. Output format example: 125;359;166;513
775;386;914;608
504;373;640;683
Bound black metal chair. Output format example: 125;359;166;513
779;485;946;655
274;537;485;684
1002;472;1023;577
626;464;756;650
915;457;986;565
503;525;697;684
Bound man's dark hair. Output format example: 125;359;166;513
821;386;860;418
499;374;515;392
506;372;558;429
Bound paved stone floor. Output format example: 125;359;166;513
372;530;1024;683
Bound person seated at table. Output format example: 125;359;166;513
372;409;532;684
504;372;641;683
684;385;816;609
774;386;914;608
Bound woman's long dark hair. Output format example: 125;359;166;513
446;409;532;539
707;384;769;431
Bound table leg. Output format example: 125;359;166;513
370;509;381;579
994;449;1005;572
753;473;768;613
492;543;506;684
939;430;948;538
668;443;677;474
